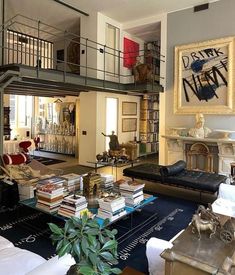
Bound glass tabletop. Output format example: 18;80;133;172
20;194;157;227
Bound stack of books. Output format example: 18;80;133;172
58;194;88;218
97;195;126;222
119;180;145;207
36;183;64;213
36;176;66;189
113;178;128;193
100;174;114;190
62;173;81;192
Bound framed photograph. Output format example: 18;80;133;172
122;118;137;132
174;36;234;114
122;101;137;116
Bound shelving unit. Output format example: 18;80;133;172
38;132;76;155
4;107;11;140
139;94;159;156
144;41;161;84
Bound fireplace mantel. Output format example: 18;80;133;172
162;135;235;175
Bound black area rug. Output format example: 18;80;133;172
31;155;66;166
0;195;198;273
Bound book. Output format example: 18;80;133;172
37;183;64;194
119;181;145;192
125;194;144;207
62;173;81;185
36;176;65;187
37;194;64;202
98;202;125;213
37;199;63;207
120;190;143;199
98;195;125;207
97;207;125;217
97;209;127;222
63;194;87;204
60;202;88;212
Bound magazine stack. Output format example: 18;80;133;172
100;174;114;191
36;183;64;213
62;173;81;192
58;194;88;218
119;180;145;207
97;195;126;222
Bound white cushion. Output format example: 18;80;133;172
218;183;235;202
146;237;173;275
0;236;14;251
212;197;235;218
26;254;75;275
0;246;45;275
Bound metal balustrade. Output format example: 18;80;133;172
0;14;164;93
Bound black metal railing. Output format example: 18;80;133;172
0;14;165;90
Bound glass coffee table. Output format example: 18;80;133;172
20;193;156;228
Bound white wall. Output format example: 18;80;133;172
96;12;144;83
80;12;98;78
159;0;235;164
79;91;140;165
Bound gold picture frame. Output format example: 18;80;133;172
122;101;137;116
122;118;137;132
174;36;235;114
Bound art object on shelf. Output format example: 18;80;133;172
174;36;234;114
188;113;211;138
123;37;139;69
169;127;187;136
122;118;137;132
67;37;80;74
122;101;137;116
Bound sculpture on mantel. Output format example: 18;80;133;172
188;113;211;138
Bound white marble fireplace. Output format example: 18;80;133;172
163;135;235;176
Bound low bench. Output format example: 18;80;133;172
123;160;228;201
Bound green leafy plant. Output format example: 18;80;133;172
48;213;121;275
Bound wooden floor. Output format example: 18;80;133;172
35;151;216;204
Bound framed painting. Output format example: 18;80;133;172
122;118;137;132
174;36;234;114
122;101;137;116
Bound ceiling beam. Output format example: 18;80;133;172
52;0;89;16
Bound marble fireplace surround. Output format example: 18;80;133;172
163;135;235;176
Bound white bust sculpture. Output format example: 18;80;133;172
188;113;211;138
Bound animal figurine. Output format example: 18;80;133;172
191;213;217;239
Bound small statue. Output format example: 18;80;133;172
102;131;120;151
188;113;211;138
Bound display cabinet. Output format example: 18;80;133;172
35;101;77;156
139;94;159;156
4;107;11;140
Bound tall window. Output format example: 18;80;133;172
105;97;118;150
105;23;120;76
10;95;33;138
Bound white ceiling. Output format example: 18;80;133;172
5;0;221;42
62;0;220;23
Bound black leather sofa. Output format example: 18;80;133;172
123;160;227;200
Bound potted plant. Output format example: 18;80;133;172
48;213;121;275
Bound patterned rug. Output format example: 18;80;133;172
0;194;198;273
31;155;66;166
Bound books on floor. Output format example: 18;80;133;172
61;173;81;192
58;194;88;218
119;180;145;207
97;195;126;222
36;183;64;213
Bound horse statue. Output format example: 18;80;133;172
191;213;217;239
